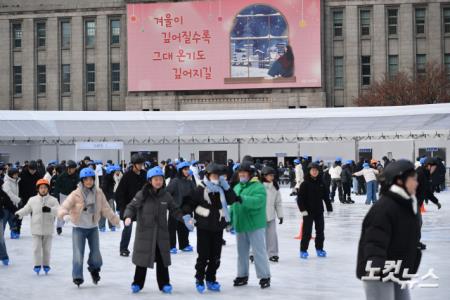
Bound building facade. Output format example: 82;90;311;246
0;0;449;111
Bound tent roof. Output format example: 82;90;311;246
0;104;449;141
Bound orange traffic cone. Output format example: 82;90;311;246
420;203;426;214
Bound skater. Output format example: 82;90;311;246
231;161;271;289
353;163;379;204
57;168;120;287
357;160;421;300
2;168;21;239
115;153;146;257
123;166;194;294
292;158;303;196
297;162;333;259
15;179;59;275
54;160;79;235
185;163;237;293
329;157;344;203
17;160;40;238
0;178;17;266
260;166;284;262
341;160;354;204
166;161;196;253
99;165;122;232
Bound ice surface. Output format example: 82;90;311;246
1;188;449;300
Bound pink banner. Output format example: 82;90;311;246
127;0;321;91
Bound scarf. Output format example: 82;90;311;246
79;182;97;215
203;177;230;223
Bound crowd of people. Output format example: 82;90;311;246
0;153;446;299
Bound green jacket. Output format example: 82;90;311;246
231;177;267;233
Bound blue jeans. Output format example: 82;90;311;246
120;221;132;251
2;209;16;232
352;177;359;194
366;180;378;204
72;227;103;280
236;228;271;279
0;222;8;260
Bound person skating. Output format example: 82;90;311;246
2;168;21;239
57;168;120;287
115;153;146;257
166;161;196;253
54;160;79;235
329;157;344;203
17;160;40;238
123;166;194;294
15;179;59;275
231;161;271;289
356;160;421;300
297;162;333;259
99;165;122;232
341;160;355;204
260;166;284;262
353;163;379;205
185;163;237;293
0;178;17;266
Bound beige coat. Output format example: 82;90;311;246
16;194;60;236
57;186;120;226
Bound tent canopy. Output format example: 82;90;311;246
0;104;449;142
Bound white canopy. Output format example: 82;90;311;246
0;103;449;142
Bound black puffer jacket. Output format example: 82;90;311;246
416;166;439;207
101;173;115;200
0;188;17;219
356;188;422;280
18;168;40;206
340;165;352;183
297;173;333;215
166;175;196;208
115;169;146;219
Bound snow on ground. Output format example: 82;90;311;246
1;188;449;300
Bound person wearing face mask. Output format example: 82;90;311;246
184;163;238;293
356;160;422;300
166;161;196;254
57;168;120;287
15;179;60;275
231;160;271;289
124;167;194;295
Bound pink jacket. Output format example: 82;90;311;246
57;186;120;226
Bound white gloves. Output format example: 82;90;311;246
301;211;309;217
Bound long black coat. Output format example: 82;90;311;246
124;184;184;268
101;173;115;200
115;169;146;219
297;174;333;215
356;190;422;280
18;168;40;206
416;167;439;207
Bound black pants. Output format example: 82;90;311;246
330;179;343;202
133;246;170;291
120;220;133;251
195;229;223;282
301;213;325;252
168;215;189;249
357;177;366;195
342;182;352;200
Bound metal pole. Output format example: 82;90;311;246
177;137;181;159
237;138;241;162
412;140;416;161
354;138;359;161
56;142;60;162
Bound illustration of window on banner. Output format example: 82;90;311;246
127;0;321;91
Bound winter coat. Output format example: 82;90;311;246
187;181;237;232
294;164;304;189
57;186;120;226
340;165;352;183
416;167;439;207
356;185;422;280
263;182;284;222
353;168;379;183
101;173;116;200
2;174;21;206
54;171;78;197
115;169;146;219
166;176;196;208
231;177;267;233
0;188;17;219
329;165;342;180
19;169;40;205
164;165;177;179
124;184;184;268
297;174;333;215
16;194;59;236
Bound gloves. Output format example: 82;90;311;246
437;203;442;210
182;214;195;232
279;218;283;225
301;211;309;217
42;206;51;213
124;218;132;227
219;176;230;191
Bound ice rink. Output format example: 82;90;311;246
1;188;449;300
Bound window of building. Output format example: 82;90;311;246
12;23;22;49
387;8;398;35
36;21;46;48
388;55;398;78
445;54;450;80
13;66;22;95
111;19;120;45
61;64;71;94
111;63;120;92
416;54;426;76
444;8;450;34
333;11;343;37
86;63;95;92
61;21;71;48
334;56;344;88
360;10;371;36
361;56;371;86
85;20;96;47
37;65;46;94
415;8;426;35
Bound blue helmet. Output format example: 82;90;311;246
346;160;353;165
188;169;194;176
48;160;58;166
294;159;301;165
302;155;309;160
147;166;164;180
177;161;190;171
232;163;240;172
87;161;96;166
336;157;342;162
80;167;96;179
191;160;199;165
105;166;113;174
363;163;370;169
419;157;427;165
94;160;102;165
